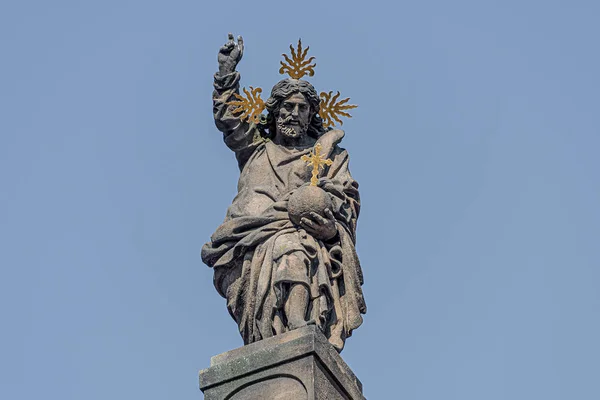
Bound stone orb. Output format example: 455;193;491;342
288;185;333;226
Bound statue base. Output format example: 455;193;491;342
199;325;365;399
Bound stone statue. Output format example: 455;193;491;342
201;34;366;352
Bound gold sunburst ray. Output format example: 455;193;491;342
319;91;358;128
279;39;316;80
226;86;265;124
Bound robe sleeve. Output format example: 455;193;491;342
322;147;361;244
213;71;260;169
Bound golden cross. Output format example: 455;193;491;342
301;143;333;186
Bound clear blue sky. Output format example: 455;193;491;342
1;1;599;399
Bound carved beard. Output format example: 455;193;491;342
276;114;308;139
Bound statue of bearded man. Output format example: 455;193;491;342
201;34;366;352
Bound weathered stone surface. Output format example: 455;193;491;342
199;325;365;400
288;185;333;226
201;33;366;353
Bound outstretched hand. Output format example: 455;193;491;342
218;33;244;76
300;208;337;241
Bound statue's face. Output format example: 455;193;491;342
276;93;311;143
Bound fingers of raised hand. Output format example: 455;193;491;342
220;43;234;54
220;33;235;53
237;35;244;53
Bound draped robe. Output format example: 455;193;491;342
201;72;366;351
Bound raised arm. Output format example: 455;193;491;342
213;33;258;167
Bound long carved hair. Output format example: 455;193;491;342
264;78;325;139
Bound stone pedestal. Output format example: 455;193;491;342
199;325;365;399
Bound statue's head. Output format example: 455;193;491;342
265;78;325;143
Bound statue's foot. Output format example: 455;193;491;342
288;318;316;331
